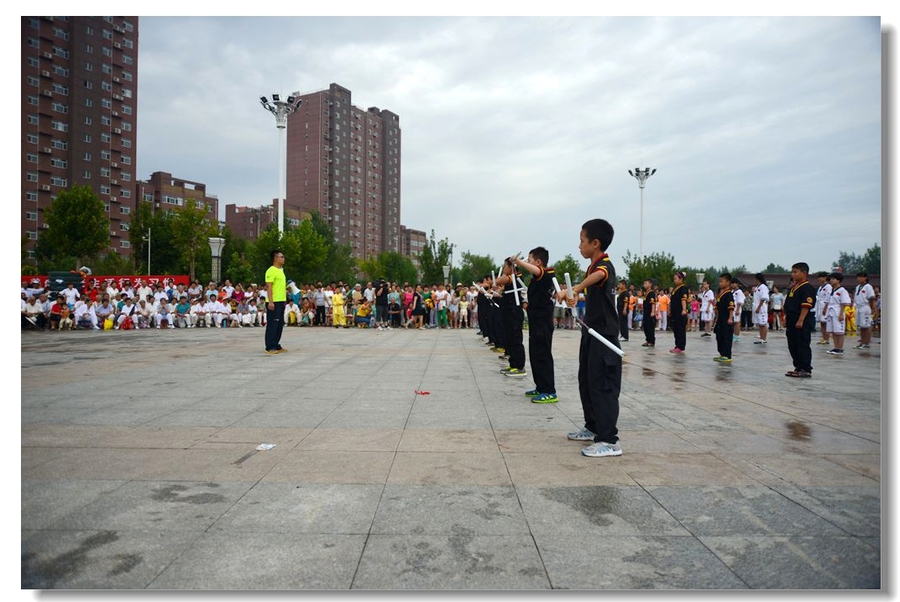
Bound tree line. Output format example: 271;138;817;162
22;185;881;288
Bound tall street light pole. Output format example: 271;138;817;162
628;167;656;260
260;92;302;236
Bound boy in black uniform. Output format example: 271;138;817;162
512;247;556;402
641;279;657;347
557;219;623;458
670;271;689;353
496;260;526;376
616;280;630;342
783;262;817;377
713;273;735;363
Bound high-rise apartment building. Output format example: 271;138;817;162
21;16;139;262
286;83;401;260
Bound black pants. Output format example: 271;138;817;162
618;312;629;340
492;307;507;349
265;301;285;351
715;319;732;359
503;307;525;369
643;315;656;344
376;304;388;325
786;322;813;372
315;305;326;326
578;332;621;444
528;314;555;393
672;312;687;350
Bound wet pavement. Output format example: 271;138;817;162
20;324;882;589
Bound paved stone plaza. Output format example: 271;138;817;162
20;324;881;589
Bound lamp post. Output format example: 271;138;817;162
143;228;151;276
259;92;303;236
442;265;450;285
208;237;225;284
696;272;705;288
628;167;657;259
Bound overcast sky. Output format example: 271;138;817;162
134;14;885;276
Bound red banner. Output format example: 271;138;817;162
22;275;190;292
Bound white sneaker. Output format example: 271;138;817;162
581;441;623;457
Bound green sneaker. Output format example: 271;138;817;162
531;393;558;404
525;389;540;397
503;368;527;377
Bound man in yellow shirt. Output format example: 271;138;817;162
265;249;287;354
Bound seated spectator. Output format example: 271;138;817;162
155;297;174;329
22;296;45;330
135;299;153;329
175;296;191;328
355;300;372;327
94;297;116;330
49;295;70;331
115;297;137;329
285;299;302;326
190;297;208;328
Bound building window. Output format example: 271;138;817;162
100;167;110;177
123;55;133;65
121;156;131;165
123;20;134;32
102;47;112;58
83;134;92;142
83;171;91;179
120;205;131;213
51;120;68;132
123;71;133;81
84;116;92;125
27;172;38;182
53;46;70;59
102;29;112;40
124;38;134;49
84;80;93;89
28;95;38;106
53;27;69;40
121;172;131;181
28;37;39;48
51;101;67;114
50;158;67;168
122;121;132;131
101;133;111;142
28;56;39;68
100;185;110;194
100;150;110;160
27;115;39;125
85;43;93;53
121;139;132;148
101;116;110;126
101;81;112;91
26;154;38;163
51;176;67;187
101;98;111;109
102;63;112;74
26;192;38;202
85;62;93;72
122;105;132;115
53;65;69;76
27;231;38;240
120;240;130;248
120;189;131;198
27;134;38;144
27;76;39;87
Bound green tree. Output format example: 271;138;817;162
359;251;418;284
552;254;585;284
170;198;218;280
860;243;881;274
763;263;789;274
418;230;454;285
455;251;497;287
288;219;329;283
308;211;357;283
41;185;110;269
94;250;133;275
622;250;677;288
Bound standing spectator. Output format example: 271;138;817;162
784;263;817;377
670;272;689;353
136;280;153;304
641;279;657;347
174;296;191;328
741;287;754;331
61;282;80;309
656;288;669;332
331;286;348;328
313;285;327;326
576;291;587;324
825;272;851;355
264;249;287;354
770;285;785;330
853;272;877;350
689;294;700;332
634;290;644;331
448;287;460;329
815;271;832;346
375;280;390;330
730;281;745;343
458;293;470;329
713;273;735;363
753;274;770;345
699;281;715;338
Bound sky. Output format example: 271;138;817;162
132;12;885;276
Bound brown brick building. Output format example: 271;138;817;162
137;171;219;223
22;16;139;261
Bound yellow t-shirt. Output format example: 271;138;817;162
356;304;371;318
265;266;286;302
332;292;345;308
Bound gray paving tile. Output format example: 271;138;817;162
43;480;253;532
647;486;849;536
700;536;881;588
212;483;383;534
371;485;528;535
22;528;203;589
517;486;690;537
535;534;748;589
352;532;549;589
22;479;129;530
148;531;366;589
